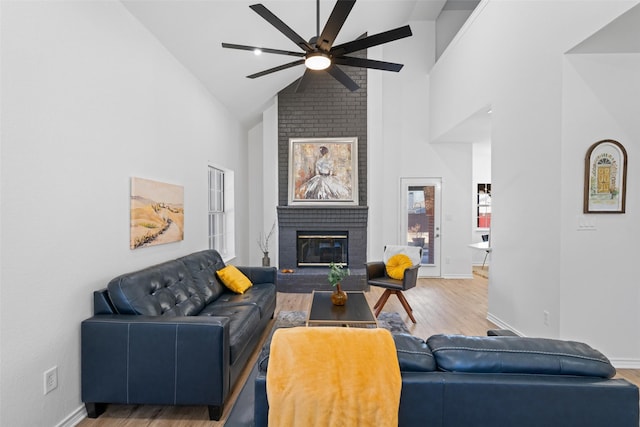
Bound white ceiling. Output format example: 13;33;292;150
568;2;640;54
121;0;450;128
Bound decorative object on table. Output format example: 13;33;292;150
328;262;350;305
257;220;276;266
584;139;627;214
289;137;358;206
129;177;184;250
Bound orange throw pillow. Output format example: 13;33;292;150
385;254;413;280
217;265;253;294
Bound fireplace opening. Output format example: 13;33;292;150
297;231;348;267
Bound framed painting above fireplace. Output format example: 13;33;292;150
288;137;358;205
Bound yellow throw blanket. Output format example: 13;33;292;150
266;327;401;427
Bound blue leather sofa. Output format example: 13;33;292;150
254;333;639;426
81;249;276;420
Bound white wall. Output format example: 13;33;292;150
0;1;247;426
560;53;640;365
430;0;639;362
248;122;263;266
262;100;279;267
436;9;475;60
368;20;473;278
248;99;278;267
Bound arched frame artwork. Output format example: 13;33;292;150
584;139;627;214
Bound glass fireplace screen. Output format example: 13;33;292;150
297;232;348;267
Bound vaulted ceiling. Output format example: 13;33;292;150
121;0;458;128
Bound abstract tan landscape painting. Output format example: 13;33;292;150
130;177;184;249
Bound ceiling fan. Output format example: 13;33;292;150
222;0;412;91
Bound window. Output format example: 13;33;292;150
477;183;491;229
208;166;226;254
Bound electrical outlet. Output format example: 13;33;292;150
44;366;58;395
543;310;550;326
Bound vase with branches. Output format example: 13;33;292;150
257;221;276;266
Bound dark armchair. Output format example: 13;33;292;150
366;246;422;323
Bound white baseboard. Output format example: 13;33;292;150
56;405;86;427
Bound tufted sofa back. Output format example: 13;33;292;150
107;259;206;316
178;250;226;304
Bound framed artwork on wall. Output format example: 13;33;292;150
288;137;358;205
130;177;185;249
583;139;627;214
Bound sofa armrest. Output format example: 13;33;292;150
81;315;231;407
254;372;269;427
237;266;277;284
393;334;437;372
93;288;117;314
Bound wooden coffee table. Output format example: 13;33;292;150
306;291;378;327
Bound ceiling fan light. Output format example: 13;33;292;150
305;53;331;70
253;48;262;56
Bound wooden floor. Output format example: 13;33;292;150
77;273;640;426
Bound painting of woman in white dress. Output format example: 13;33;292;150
289;137;358;205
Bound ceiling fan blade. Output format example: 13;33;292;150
330;25;412;56
247;59;305;79
326;65;359;91
316;0;356;52
250;4;314;52
222;43;305;57
333;56;404;72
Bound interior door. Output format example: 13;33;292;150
400;178;441;277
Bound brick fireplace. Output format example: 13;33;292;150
276;51;368;292
277;206;367;292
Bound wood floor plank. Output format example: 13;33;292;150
77;273;639;426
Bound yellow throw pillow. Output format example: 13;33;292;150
217;265;253;294
386;254;413;280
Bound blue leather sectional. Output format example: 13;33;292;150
255;333;639;426
81;249;276;420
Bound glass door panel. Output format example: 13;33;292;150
401;178;441;277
